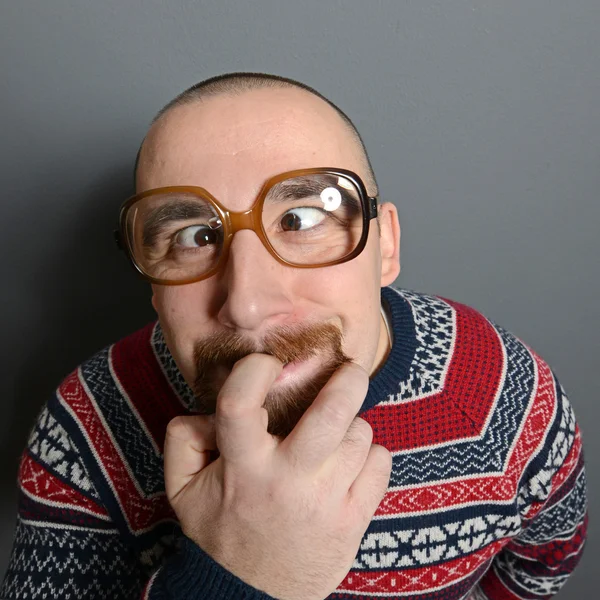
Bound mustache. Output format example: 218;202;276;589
192;322;347;370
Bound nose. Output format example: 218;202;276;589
216;230;295;333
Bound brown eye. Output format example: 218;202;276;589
279;208;325;232
176;225;220;247
194;229;219;246
281;213;302;231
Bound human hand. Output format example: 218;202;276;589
164;354;392;600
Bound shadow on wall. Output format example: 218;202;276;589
1;166;156;501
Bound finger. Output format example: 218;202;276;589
164;414;217;503
215;353;282;462
347;444;392;523
322;417;373;497
282;362;369;472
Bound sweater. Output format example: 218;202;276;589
0;287;587;599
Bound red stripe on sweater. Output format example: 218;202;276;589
479;568;523;600
375;353;556;515
336;539;506;595
19;453;109;519
365;300;504;452
549;426;583;497
58;370;175;532
110;323;188;453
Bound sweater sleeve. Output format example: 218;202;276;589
142;536;276;599
0;403;273;600
0;404;149;598
474;375;588;599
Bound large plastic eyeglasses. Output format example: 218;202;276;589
116;167;378;285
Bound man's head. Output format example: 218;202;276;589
133;72;401;436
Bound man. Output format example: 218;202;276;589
1;73;587;599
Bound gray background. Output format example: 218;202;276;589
1;0;597;596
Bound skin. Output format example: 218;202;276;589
136;87;402;396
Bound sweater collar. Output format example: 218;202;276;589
361;286;417;413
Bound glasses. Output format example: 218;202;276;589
116;167;378;285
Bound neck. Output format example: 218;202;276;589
370;311;391;376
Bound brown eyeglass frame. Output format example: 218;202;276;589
115;167;379;286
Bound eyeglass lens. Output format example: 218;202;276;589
125;172;364;282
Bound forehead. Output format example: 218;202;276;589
137;88;366;210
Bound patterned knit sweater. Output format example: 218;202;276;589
1;287;587;599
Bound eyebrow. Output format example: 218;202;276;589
142;200;217;246
267;178;361;211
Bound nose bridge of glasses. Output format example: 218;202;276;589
228;208;263;235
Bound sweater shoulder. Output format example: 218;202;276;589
389;285;551;371
380;286;568;454
43;322;190;528
56;320;194;422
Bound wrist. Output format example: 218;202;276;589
155;534;277;600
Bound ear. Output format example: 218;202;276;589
378;202;401;286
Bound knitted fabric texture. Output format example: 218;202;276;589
1;287;587;599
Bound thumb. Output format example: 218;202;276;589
164;414;217;504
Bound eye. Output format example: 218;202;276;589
280;208;326;232
175;225;220;247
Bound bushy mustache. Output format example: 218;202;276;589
192;322;348;371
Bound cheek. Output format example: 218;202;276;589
329;242;384;360
151;283;220;387
152;283;216;339
309;239;381;306
296;251;382;359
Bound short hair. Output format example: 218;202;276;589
134;72;378;194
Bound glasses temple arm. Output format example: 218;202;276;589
368;196;378;219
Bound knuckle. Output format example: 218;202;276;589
349;418;373;445
166;415;190;439
316;364;370;429
216;392;248;420
371;445;393;478
341;420;373;457
319;391;354;427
